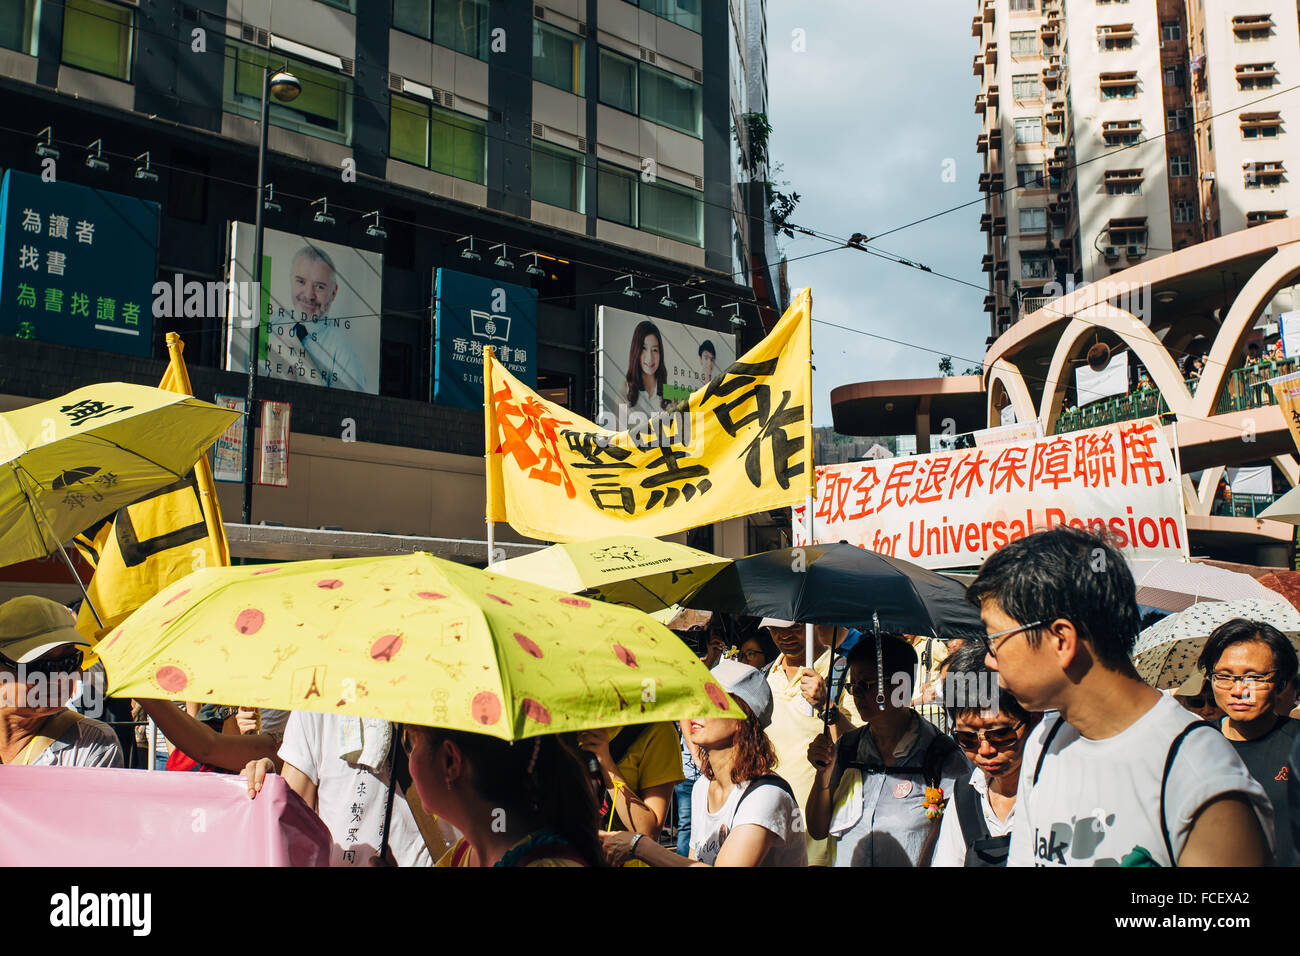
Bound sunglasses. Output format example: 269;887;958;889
953;721;1025;752
0;649;83;679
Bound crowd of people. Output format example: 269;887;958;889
2;526;1298;867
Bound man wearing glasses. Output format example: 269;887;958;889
968;528;1272;866
0;596;122;768
1198;619;1300;865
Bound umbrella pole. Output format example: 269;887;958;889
486;520;496;567
19;472;104;627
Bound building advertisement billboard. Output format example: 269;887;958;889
433;268;538;410
0;169;158;356
596;306;736;426
224;223;382;394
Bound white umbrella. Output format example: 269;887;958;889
1127;558;1279;613
1133;598;1300;689
1260;486;1300;525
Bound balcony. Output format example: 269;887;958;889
986;42;998;67
1041;21;1058;43
1212;493;1281;518
992;215;1007;236
981;253;994;273
978;171;1005;193
994;259;1010;281
972;15;983;37
1216;358;1300;414
989;128;1003;150
980;212;993;232
977;131;989;153
1045;109;1064;128
983;0;995;23
1042;67;1061;87
1054;388;1171;435
974;54;985;78
987;85;1000;108
975;93;987;115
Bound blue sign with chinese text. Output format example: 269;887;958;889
434;267;538;409
0;169;159;356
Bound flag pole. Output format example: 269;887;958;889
484;345;496;568
166;333;230;566
803;291;816;673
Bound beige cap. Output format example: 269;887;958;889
759;617;799;629
0;596;91;664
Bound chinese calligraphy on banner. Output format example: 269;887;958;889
485;290;813;542
792;418;1187;569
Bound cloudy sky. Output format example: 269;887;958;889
767;0;990;425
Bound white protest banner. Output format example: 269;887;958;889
974;420;1043;448
792;418;1186;569
211;394;246;483
1075;351;1129;405
1280;311;1300;359
258;401;291;487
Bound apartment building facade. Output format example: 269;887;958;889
0;0;784;560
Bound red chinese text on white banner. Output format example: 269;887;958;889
792;419;1187;569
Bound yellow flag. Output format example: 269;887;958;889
485;289;813;541
74;334;231;645
1272;370;1300;455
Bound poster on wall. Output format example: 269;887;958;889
211;394;246;483
258;401;291;487
224;223;382;394
0;169;159;355
1280;311;1300;359
596;306;736;426
433;268;538;409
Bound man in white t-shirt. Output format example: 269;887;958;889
246;712;431;867
967;527;1273;867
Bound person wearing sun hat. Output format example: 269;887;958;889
0;595;122;768
600;659;808;867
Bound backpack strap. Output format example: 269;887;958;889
922;733;959;790
953;775;990;849
1159;720;1217;867
734;774;796;813
609;724;650;766
1032;716;1066;786
9;711;82;766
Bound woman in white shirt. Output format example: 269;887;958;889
933;641;1040;867
623;320;669;420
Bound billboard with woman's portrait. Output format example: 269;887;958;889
595;305;735;424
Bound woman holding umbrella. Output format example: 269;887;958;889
405;726;604;867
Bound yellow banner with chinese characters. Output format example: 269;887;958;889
485;289;813;541
74;333;231;646
1272;371;1300;456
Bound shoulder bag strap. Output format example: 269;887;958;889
1159;720;1217;867
954;776;989;848
1032;716;1066;786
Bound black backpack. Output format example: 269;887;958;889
839;726;960;790
952;775;1011;867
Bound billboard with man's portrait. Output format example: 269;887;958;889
596;306;736;425
224;223;382;395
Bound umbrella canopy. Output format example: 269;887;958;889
1258;570;1300;612
1259;485;1300;525
0;383;240;568
681;543;986;640
1133;598;1300;689
489;535;730;613
97;552;740;740
1127;558;1280;613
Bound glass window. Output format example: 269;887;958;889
390;95;429;166
1170;155;1191;176
1021;254;1051;279
429;106;486;183
433;0;489;60
640;62;702;137
1174;200;1194;222
1164;64;1186;87
533;141;586;212
599;48;637;112
1010;31;1037;56
1009;0;1036;10
227;40;352;144
1013;74;1041;99
639;178;702;245
1020;207;1047;233
1161;21;1181;41
1014;117;1042;143
393;0;431;38
1017;163;1044;187
0;0;38;56
598;162;637;226
62;0;133;81
640;0;701;33
533;21;584;95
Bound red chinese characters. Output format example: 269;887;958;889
492;383;577;498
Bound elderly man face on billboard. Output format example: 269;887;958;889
290;246;339;321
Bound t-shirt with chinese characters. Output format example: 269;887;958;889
278;711;431;867
1008;695;1274;867
689;776;808;867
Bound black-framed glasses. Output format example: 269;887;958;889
985;621;1044;660
953;721;1026;752
0;649;83;678
846;680;881;697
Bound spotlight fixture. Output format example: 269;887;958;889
311;197;335;227
459;236;482;262
617;274;641;299
656;284;677;309
490;243;514;269
691;294;712;317
84;139;109;172
269;69;302;103
723;303;746;328
263;184;282;213
524;253;546;277
133;151;158;182
364;210;387;239
1154;289;1178;305
35;127;59;160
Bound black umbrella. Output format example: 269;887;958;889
681;542;986;641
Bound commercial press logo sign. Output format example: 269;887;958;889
471;308;511;342
435;268;538;410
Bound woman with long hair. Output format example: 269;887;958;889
601;661;808;867
403;725;603;867
624;320;668;418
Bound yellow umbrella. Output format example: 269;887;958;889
490;535;730;613
0;383;240;615
98;552;742;739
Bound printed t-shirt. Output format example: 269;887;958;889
689;776;808;866
765;649;862;866
1228;716;1299;866
278;711;432;867
1007;695;1274;867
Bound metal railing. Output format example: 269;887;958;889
1053;387;1170;434
1214;358;1300;414
1211;492;1280;518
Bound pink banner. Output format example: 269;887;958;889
0;766;330;866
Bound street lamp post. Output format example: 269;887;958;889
241;66;300;525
